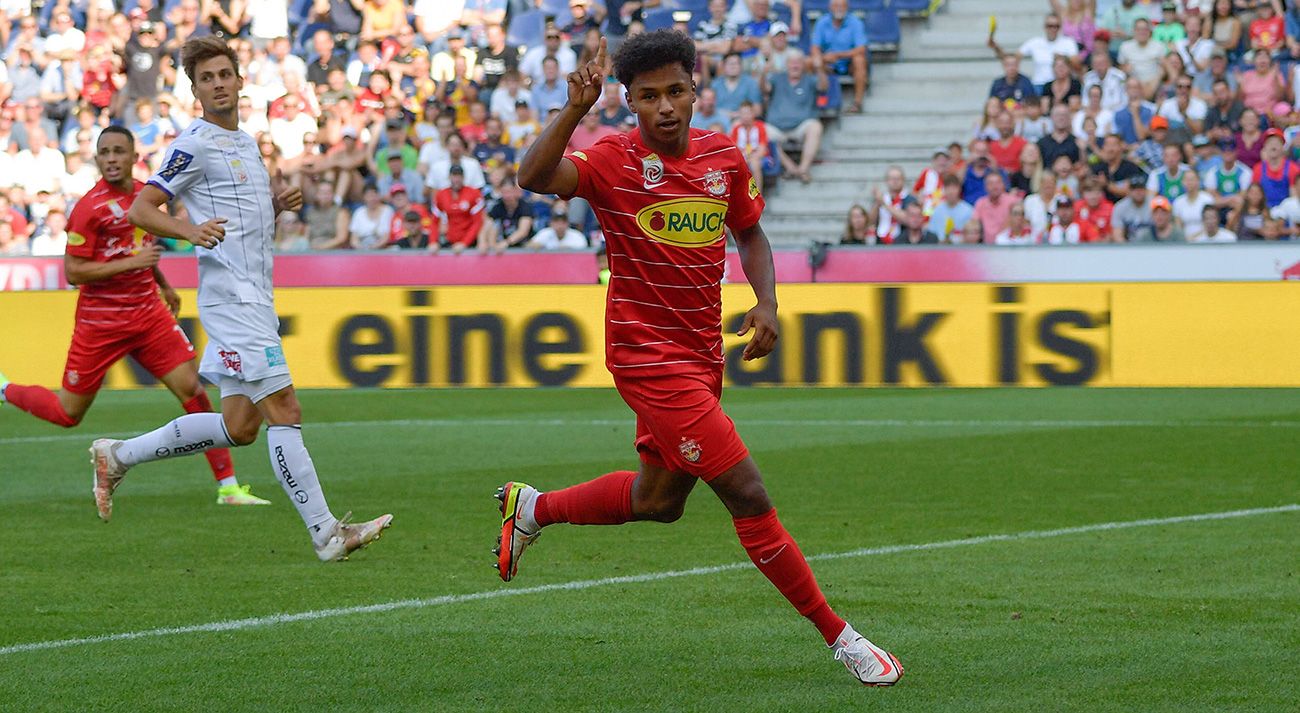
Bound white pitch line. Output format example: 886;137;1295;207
1;503;1295;658
3;416;1298;446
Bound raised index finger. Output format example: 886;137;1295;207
595;37;608;73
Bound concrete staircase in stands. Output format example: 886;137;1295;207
761;0;1046;246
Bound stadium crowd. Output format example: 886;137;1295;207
0;0;869;256
844;0;1300;245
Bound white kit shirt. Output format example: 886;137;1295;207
148;119;277;307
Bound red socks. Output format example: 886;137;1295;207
182;392;234;482
534;470;636;526
5;384;78;427
734;508;846;646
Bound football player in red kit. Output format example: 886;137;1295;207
0;127;270;514
497;32;903;686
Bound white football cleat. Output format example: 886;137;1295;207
494;481;541;582
832;626;904;687
315;512;393;562
90;438;130;522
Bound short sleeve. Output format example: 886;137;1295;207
725;144;764;232
564;133;628;200
148;134;204;199
64;195;99;258
852;17;867;48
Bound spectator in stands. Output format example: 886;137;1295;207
426;132;486;193
1226;182;1271;239
993;203;1039;245
1204;78;1245;143
990;54;1038;108
414;0;463;47
1114;76;1157;144
973;171;1020;242
361;0;409;44
1158;74;1207;134
373;119;417;177
505;100;541;149
1092;131;1144;201
893;198;940;244
569;108;618;151
478;23;520;96
973;97;1002;141
930;174;974;243
1152;2;1185;48
756;21;801;77
14;126;63;195
461;0;508;47
1010;143;1045;195
1119;19;1166;97
529;201;588;250
1073;84;1116;141
392;210;430;249
1047;194;1096;243
962;141;999;203
533;57;569;115
304;182;350;250
597;78;635;128
521;24;577;87
1075;175;1114;239
489;70;534;122
432;28;476;83
1042;55;1082;111
712;53;763;122
1148;143;1193;200
385;184;433;244
913;147;951;210
0;220;25;255
350;183;396;250
378;153;426;198
1099;0;1146;43
1038;103;1083;167
269;94;317;160
1238;50;1286;116
1052;0;1096;58
989;111;1027;173
433;164;486;255
810;0;868;114
473;116;517;169
689;87;729;132
989;13;1080;88
730;101;770;184
694;0;739;77
841;204;871;244
29;207;68;256
870;166;910;243
1249;0;1284;54
1236;107;1266;168
1197;202;1238;241
763;52;827;183
1022;172;1058;234
1194;47;1237;100
1268;171;1300;233
1146;196;1183;240
1252;128;1298;207
1112;175;1155;241
1171;169;1215;238
1083;49;1127;114
482;177;535;252
1205;140;1252;209
1017;98;1052;142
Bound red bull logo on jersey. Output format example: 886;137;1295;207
635;197;728;248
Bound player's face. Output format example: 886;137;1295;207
626;65;695;147
95;133;135;185
192;55;243;116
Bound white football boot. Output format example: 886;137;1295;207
832;625;904;686
90;439;130;522
314;512;394;562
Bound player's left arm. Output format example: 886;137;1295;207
152;265;181;316
733;221;778;362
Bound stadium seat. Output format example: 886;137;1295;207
289;0;314;28
802;0;831;13
508;9;547;51
849;0;886;13
771;3;794;27
864;8;900;51
294;21;331;58
642;8;677;31
891;0;935;17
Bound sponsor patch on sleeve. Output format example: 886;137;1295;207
570;151;587;162
747;176;760;200
67;232;86;247
158;149;195;181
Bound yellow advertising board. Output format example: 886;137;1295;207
2;283;1297;389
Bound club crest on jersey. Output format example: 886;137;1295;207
642;153;666;189
702;169;727;196
635;197;728;248
66;370;79;386
219;349;242;373
158;150;194;181
678;438;702;464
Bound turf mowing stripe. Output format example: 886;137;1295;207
3;416;1299;446
1;503;1295;657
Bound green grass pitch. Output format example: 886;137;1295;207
1;387;1297;711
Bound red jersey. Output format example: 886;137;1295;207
433;185;485;246
1250;16;1284;52
65;179;160;324
565;128;764;375
389;203;434;243
1074;198;1113;241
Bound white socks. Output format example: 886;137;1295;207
118;413;235;467
831;623;859;652
217;476;239;488
266;425;337;546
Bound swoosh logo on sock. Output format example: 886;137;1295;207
759;543;788;565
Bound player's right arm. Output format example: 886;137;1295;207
516;38;608;197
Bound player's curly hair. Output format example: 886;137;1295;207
612;29;696;88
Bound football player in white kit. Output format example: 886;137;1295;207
89;36;393;561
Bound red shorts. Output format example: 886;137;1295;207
613;368;749;481
63;304;196;394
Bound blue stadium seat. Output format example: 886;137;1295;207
892;0;934;16
864;8;900;51
802;0;831;13
771;3;794;27
507;9;547;50
294;21;331;58
289;0;314;28
539;0;571;14
642;8;677;31
849;0;886;13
